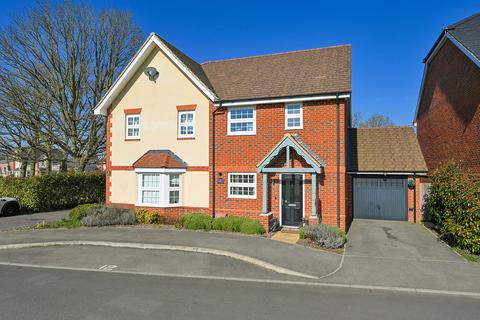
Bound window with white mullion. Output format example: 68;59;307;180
228;107;256;135
140;173;161;205
285;103;303;129
126;114;141;139
137;172;183;207
178;111;195;138
228;173;256;199
168;174;180;204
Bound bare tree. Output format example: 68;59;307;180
352;112;394;128
0;1;142;171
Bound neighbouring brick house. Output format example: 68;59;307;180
415;13;480;176
94;33;426;231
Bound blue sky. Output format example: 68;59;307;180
0;0;478;125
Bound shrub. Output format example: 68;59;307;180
300;224;346;249
212;216;248;232
238;219;265;235
178;213;213;231
81;206;135;227
425;162;480;254
69;203;101;221
0;172;105;212
135;209;165;224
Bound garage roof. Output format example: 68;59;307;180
347;127;427;173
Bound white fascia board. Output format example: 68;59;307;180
214;93;350;107
94;33;217;116
94;34;157;115
134;168;187;173
413;63;428;123
151;36;217;102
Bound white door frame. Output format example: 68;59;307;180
279;173;306;227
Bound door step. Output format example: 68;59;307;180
271;231;300;244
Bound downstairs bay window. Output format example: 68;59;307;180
136;169;185;207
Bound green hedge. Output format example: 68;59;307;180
425;162;480;254
0;172;105;212
178;213;265;235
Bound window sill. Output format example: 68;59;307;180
125;138;140;141
227;132;256;136
285;127;303;130
227;196;257;200
177;137;195;140
136;203;182;208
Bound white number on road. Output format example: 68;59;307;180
99;265;118;271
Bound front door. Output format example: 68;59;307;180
281;174;303;227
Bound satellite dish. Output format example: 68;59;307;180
144;67;159;82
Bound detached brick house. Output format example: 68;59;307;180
415;13;480;176
95;33;426;231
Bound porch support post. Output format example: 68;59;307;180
311;173;317;216
286;145;291;168
262;173;268;214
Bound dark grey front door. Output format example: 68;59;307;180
353;175;407;221
282;174;303;226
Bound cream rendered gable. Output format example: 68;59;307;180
109;46;210;208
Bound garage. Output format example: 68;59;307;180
353;175;407;220
347;127;428;222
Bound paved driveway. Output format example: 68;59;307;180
0;210;69;231
346;219;462;261
323;219;480;293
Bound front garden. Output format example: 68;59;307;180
34;207;266;236
424;162;480;261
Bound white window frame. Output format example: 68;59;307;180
125;114;141;139
135;169;185;207
178;111;195;138
227;173;257;199
168;174;181;205
227;106;256;136
285;103;303;130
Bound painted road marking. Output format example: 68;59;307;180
99;265;118;271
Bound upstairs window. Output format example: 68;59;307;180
178;111;195;138
228;107;256;135
126;114;141;139
285;103;303;130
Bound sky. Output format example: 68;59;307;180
0;0;478;125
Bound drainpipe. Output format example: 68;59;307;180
211;101;221;219
413;173;417;223
336;94;341;228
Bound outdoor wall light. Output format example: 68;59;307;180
144;67;159;82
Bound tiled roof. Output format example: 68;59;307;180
133;150;187;169
447;13;480;62
347;127;427;172
201;45;351;101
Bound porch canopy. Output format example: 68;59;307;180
256;134;325;216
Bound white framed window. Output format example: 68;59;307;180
227;107;256;135
136;170;184;207
178;111;195;138
228;173;256;199
168;174;180;204
285;103;303;129
126;114;141;139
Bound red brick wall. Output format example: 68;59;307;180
109;203;210;224
407;176;422;223
417;39;480;176
213;99;348;230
